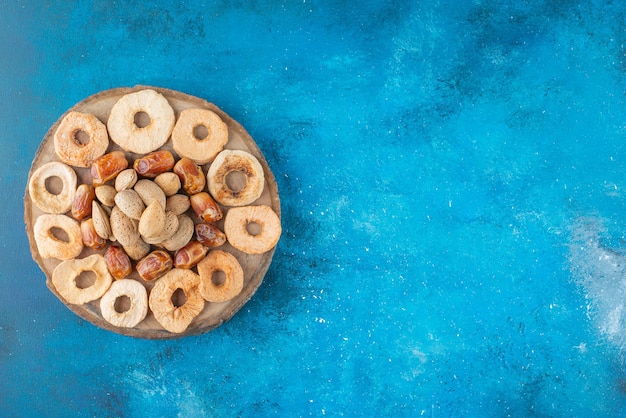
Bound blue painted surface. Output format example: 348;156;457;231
2;0;626;416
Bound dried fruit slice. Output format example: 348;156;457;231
100;279;148;328
148;268;204;333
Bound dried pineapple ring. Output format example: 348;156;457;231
171;108;228;165
149;268;204;333
107;89;175;154
29;161;77;214
224;205;281;254
198;250;244;303
207;150;264;206
53;111;109;168
100;279;148;328
51;254;112;305
34;214;83;260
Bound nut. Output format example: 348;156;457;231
95;185;117;207
92;200;112;240
109;205;140;248
114;189;145;220
161;214;194;252
154;172;181;196
122;239;151;261
165;194;190;215
142;211;179;245
115;168;138;191
139;200;166;239
134;179;166;209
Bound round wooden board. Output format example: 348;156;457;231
23;86;280;339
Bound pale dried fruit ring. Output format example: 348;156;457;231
224;205;281;254
107;89;175;154
53;111;109;168
34;214;83;260
198;250;244;303
207;150;265;206
172;108;228;165
100;279;148;328
29;161;77;214
51;254;112;305
149;268;204;333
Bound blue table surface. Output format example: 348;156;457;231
2;1;626;416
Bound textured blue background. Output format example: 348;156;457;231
2;1;626;416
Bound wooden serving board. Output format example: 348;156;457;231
23;86;280;339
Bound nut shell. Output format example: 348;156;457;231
134;179;166;210
139;200;166;239
115;189;145;220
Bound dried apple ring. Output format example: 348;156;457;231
171;108;228;165
198;250;244;303
107;89;175;154
149;268;204;333
54;111;109;168
51;254;113;305
224;205;281;254
207;150;264;206
34;214;83;260
100;279;148;328
28;161;77;214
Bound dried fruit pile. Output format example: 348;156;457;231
27;88;281;335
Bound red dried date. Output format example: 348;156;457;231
174;241;208;269
136;250;173;281
133;150;175;178
104;245;133;280
91;151;128;186
190;192;222;222
195;223;226;247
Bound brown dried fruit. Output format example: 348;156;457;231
174;241;208;269
195;223;226;247
71;184;95;220
136;250;173;282
190;192;222;222
91;151;129;186
80;218;107;250
174;157;205;195
104;245;132;280
133;150;175;178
